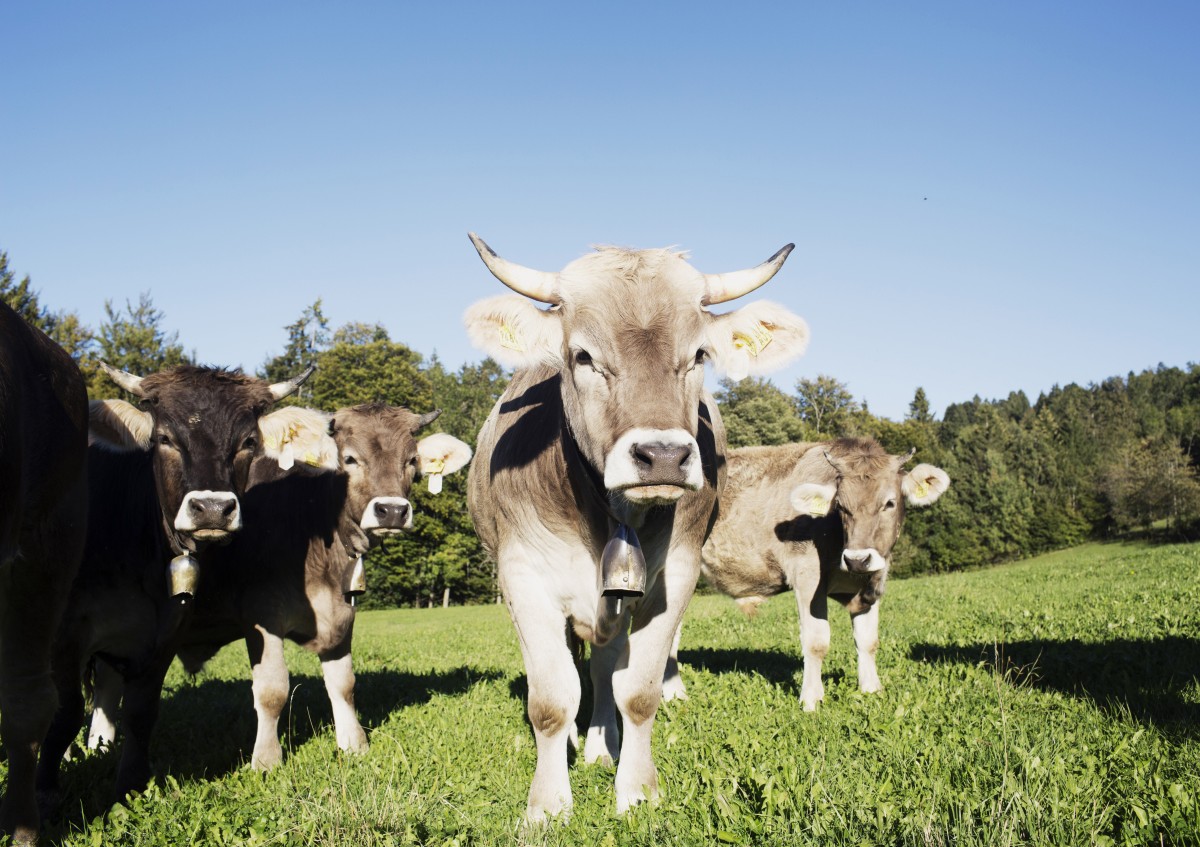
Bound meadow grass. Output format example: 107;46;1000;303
25;541;1200;846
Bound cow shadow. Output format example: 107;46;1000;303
910;636;1200;739
678;647;816;695
44;664;498;841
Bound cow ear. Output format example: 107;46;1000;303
790;482;836;517
463;294;564;369
416;433;473;495
258;407;339;473
707;301;810;380
902;463;950;506
89;399;153;451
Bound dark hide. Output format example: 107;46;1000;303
0;303;88;844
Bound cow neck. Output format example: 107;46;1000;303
560;424;626;532
161;514;195;558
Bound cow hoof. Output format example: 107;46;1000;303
661;677;688;703
523;798;572;827
251;746;283;771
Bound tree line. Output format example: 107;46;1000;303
4;248;1198;604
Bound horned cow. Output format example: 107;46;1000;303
463;234;809;822
663;438;950;709
36;363;313;803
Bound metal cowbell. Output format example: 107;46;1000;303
168;553;200;599
601;523;646;598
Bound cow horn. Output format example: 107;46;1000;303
100;361;147;398
702;243;795;305
895;447;917;467
823;450;847;475
415;409;441;430
468;233;560;305
269;364;317;400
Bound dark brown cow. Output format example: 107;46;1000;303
463;235;810;822
663;438;949;709
0;302;88;845
35;363;312;803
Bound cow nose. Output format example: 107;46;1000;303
632;442;692;486
843;552;872;573
188;495;239;530
373;500;410;528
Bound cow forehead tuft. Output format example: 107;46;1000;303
556;246;706;304
139;365;274;410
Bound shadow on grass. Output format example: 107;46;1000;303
910;636;1200;738
678;646;818;694
43;664;499;843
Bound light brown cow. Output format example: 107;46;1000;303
464;234;809;822
663;438;949;710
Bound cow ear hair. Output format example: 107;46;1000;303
258;407;339;473
463;294;564;369
416;433;473;494
790;482;836;517
89;399;154;451
901;463;950;506
706;301;810;380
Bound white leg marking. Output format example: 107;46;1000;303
86;660;122;750
248;626;289;770
660;621;688;702
584;634;624;767
852;602;883;694
321;650;368;753
797;589;830;711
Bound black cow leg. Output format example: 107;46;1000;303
112;655;173;802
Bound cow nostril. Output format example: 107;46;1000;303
219;500;236;518
633;445;654;470
375;502;390;519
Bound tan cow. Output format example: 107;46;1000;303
464;234;809;822
663;438;949;710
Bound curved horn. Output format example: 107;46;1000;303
468;232;559;304
702;243;795;306
100;361;146;398
269;364;317;400
822;449;847;475
895;447;917;467
415;409;441;430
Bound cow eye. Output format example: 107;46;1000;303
158;434;173;447
574;349;594;367
343;454;358;466
694;349;707;366
883;499;896;511
240;436;257;452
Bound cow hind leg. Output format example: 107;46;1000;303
319;643;367;754
87;658;123;750
504;575;580;824
112;653;173;802
246;626;289;770
850;602;882;694
796;589;830;711
660;620;687;702
583;631;624;767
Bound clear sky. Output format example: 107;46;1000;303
3;1;1197;420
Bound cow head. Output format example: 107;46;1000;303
320;404;472;541
790;440;950;574
464;234;809;507
88;363;313;549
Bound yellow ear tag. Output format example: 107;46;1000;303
301;451;320;467
499;323;524;352
732;322;774;358
914;481;929;500
809;493;830;516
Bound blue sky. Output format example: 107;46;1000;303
3;2;1197;420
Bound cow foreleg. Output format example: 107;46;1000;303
796;587;830;711
113;653;173;801
850;602;882;694
583;632;624;767
612;553;699;814
504;570;580;824
246;625;289;770
87;658;122;750
319;640;367;755
660;620;687;702
0;594;60;844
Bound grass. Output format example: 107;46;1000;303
18;541;1200;845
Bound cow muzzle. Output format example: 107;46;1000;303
841;548;887;574
174;491;242;540
603;428;703;504
360;497;413;536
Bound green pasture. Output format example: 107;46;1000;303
27;542;1200;846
